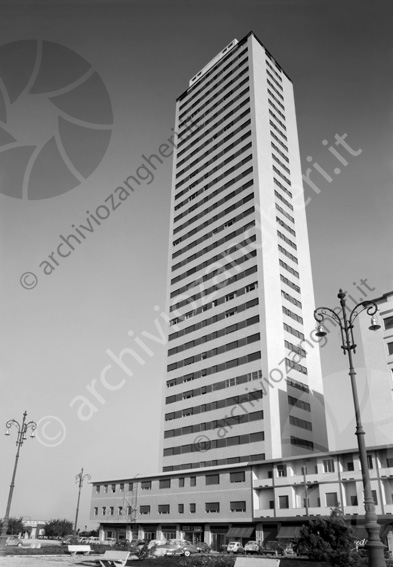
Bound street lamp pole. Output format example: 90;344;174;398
314;289;386;567
0;411;37;556
74;468;91;535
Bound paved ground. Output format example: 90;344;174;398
0;555;104;567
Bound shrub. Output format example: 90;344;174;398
44;519;73;538
179;555;236;567
0;517;24;535
297;510;354;566
5;546;68;556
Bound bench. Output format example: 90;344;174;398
98;550;130;566
68;544;91;556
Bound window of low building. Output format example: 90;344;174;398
278;495;289;509
206;502;220;513
230;471;245;483
326;493;338;507
158;504;170;514
205;474;219;485
323;459;335;473
230;501;246;512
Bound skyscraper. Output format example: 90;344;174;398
160;32;328;472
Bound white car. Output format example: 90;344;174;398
244;541;261;554
6;537;22;547
86;536;100;544
227;541;245;554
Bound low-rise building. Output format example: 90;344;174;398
21;519;46;538
90;444;393;548
359;290;393;388
357;290;393;448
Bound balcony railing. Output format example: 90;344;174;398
253;508;275;518
253;478;273;489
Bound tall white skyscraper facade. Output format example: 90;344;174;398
161;32;328;472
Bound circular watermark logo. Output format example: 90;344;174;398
35;415;66;447
20;271;38;289
193;434;211;453
0;39;113;199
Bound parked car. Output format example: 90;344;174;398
61;536;80;546
244;541;261;554
260;541;285;556
161;540;198;557
6;537;22;547
86;536;101;544
101;537;116;546
117;538;132;548
195;541;211;553
283;543;296;555
169;539;191;546
128;539;148;555
227;541;245;554
151;541;179;556
173;543;199;557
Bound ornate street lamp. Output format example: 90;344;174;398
74;468;91;534
0;411;37;556
314;289;385;567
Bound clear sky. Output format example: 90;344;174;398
0;0;392;531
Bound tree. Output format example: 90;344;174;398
0;517;24;535
44;519;73;538
297;508;354;566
